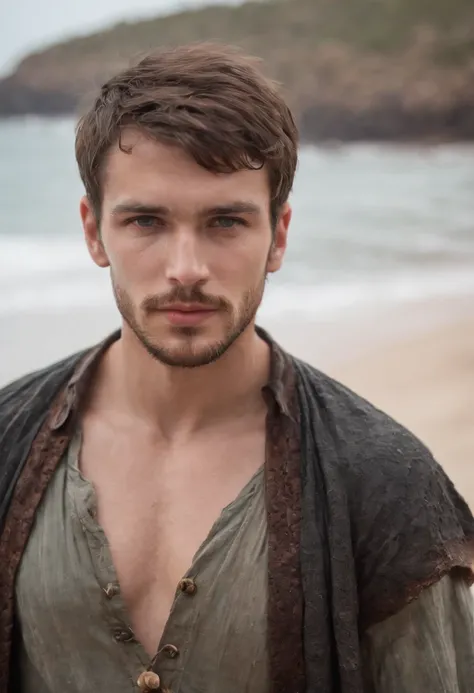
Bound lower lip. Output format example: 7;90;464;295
163;310;216;326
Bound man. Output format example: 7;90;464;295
0;43;473;693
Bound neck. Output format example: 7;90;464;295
100;323;271;439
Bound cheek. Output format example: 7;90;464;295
212;254;265;295
213;235;271;281
105;234;163;285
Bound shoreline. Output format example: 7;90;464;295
1;294;472;507
2;112;474;146
1;115;474;147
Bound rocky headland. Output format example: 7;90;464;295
1;0;474;141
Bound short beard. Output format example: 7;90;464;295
111;275;266;369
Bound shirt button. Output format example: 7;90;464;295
137;671;161;691
104;582;120;598
113;626;135;643
178;577;197;595
162;644;179;659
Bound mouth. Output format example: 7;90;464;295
160;304;217;327
162;303;216;312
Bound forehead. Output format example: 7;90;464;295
101;129;270;211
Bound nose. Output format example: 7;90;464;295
165;230;210;287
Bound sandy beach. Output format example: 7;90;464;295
1;295;472;508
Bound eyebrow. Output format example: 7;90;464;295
110;200;262;217
111;202;170;217
205;202;261;216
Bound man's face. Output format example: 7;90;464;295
81;129;291;368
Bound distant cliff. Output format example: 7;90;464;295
1;0;474;141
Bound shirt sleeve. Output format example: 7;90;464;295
361;574;474;693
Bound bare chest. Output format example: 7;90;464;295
78;421;266;655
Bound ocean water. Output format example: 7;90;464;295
1;117;474;321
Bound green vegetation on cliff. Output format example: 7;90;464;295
1;0;474;140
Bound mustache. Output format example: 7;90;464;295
142;286;230;312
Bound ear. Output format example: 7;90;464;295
80;196;109;268
267;203;291;274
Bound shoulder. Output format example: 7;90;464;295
0;351;88;520
292;354;474;537
292;356;474;622
291;355;435;476
0;351;86;415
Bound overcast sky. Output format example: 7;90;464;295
0;0;243;75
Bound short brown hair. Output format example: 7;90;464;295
75;43;299;225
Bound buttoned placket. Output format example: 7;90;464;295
67;437;149;682
68;430;204;692
137;576;200;692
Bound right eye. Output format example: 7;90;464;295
129;215;163;229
